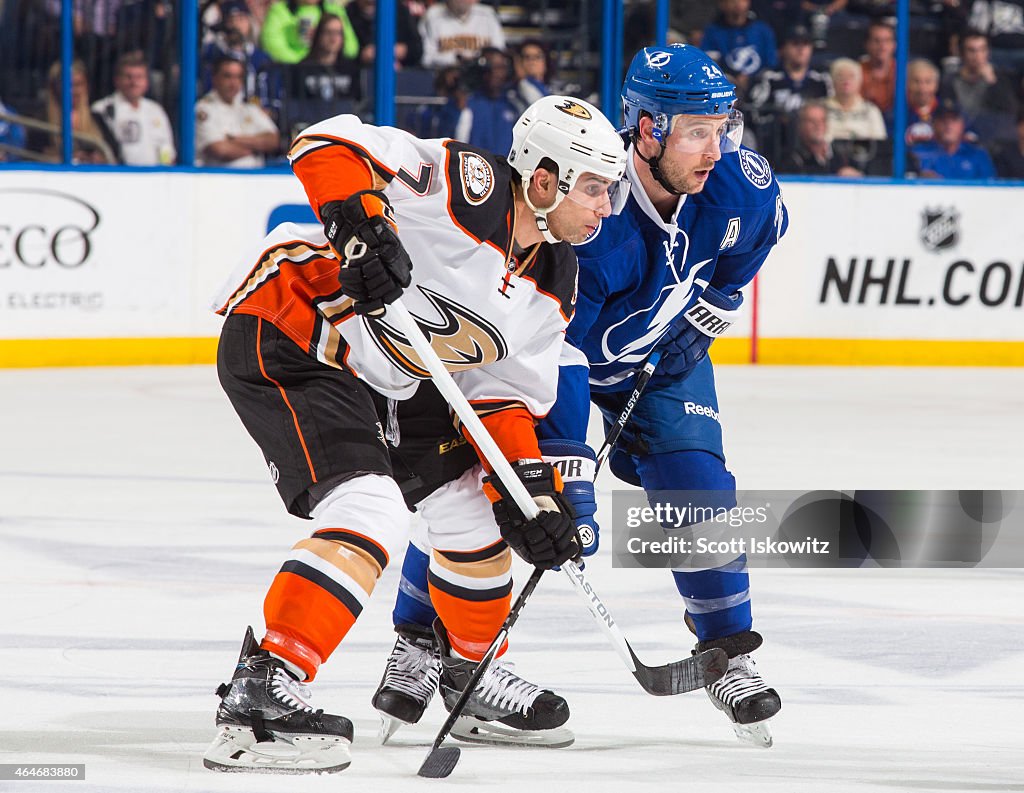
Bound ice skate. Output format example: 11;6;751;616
433;619;574;748
372;623;441;744
203;627;353;774
697;630;781;749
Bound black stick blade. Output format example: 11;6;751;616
418;746;461;778
629;646;729;696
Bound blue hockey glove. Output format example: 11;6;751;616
540;439;599;556
655;286;743;377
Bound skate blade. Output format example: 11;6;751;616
732;720;773;749
450;717;574;748
203;725;352;773
377;712;407;745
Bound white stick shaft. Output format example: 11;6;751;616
386;300;538;520
387;300;637;674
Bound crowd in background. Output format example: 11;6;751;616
1;0;1022;179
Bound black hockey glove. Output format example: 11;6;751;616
323;190;413;316
482;462;581;570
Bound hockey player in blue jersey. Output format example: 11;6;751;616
534;44;788;748
375;44;788;748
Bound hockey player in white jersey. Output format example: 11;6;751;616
203;95;627;773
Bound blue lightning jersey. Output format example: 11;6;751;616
539;145;789;443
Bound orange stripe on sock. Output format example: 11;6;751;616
429;582;511;662
262;571;358;681
255;318;317;483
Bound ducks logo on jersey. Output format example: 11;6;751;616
366;286;509;377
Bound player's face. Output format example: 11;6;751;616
546;173;616;244
657;114;728;194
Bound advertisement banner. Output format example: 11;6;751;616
765;181;1024;341
0;172;307;343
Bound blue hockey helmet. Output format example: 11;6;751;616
622;45;739;142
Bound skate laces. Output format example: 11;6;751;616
270;666;319;713
384;635;440;700
709;654;769;704
476;661;543;715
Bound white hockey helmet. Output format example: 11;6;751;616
508;95;628;242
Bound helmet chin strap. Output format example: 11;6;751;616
633;133;682;196
521;174;567;244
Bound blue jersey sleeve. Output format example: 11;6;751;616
710;185;789;294
536;253;613;444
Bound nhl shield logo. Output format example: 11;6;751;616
920;206;960;252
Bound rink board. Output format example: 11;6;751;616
0;171;1021;367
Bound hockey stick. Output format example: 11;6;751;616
383;302;726;776
418;566;544;778
594;351;661;471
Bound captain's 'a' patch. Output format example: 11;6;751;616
719;217;741;250
459;151;494;205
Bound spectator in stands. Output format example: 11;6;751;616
347;0;424;70
964;0;1024;75
800;0;848;48
454;47;518;155
753;0;805;46
778;100;864;175
747;24;832;162
824;57;887;140
291;13;361;100
92;52;176;164
992;110;1024;177
942;30;1019;147
906;57;942;144
43;0;123;97
911;97;996;178
510;39;552;111
44;59;120;164
260;0;359;64
701;0;778;95
201;2;276;106
406;64;467;139
0;98;28;162
195;55;280;167
115;0;175;103
420;0;506;68
860;20;896;114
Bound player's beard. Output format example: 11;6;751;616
659;155;717;195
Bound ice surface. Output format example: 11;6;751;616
1;365;1021;793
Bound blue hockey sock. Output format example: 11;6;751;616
637;450;751;641
672;556;752;640
392;541;437;628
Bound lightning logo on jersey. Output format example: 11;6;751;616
599;224;713;365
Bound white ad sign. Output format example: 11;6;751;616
765;181;1024;340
